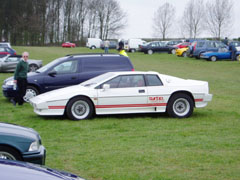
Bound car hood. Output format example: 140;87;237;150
4;72;41;82
0;159;85;180
0;123;39;140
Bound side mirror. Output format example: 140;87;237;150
102;84;110;91
48;70;57;77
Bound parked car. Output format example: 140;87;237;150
0;42;11;48
86;38;102;49
200;47;240;61
0;47;16;58
174;42;191;49
139;41;176;54
30;71;212;120
2;53;134;102
0;159;86;180
0;55;42;72
0;122;46;165
187;40;227;59
176;47;189;57
62;42;76;48
126;38;146;53
166;40;183;46
100;41;117;49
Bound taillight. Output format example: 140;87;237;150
14;52;16;55
193;43;197;51
132;68;135;71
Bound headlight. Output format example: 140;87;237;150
29;140;40;151
5;80;14;86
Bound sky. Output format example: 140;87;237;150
117;0;240;39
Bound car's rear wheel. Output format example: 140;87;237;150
90;46;96;50
236;55;240;61
182;52;187;57
167;93;194;118
148;49;153;55
29;64;38;72
66;97;94;120
210;56;217;62
24;86;39;102
131;49;136;53
0;146;22;161
171;49;176;54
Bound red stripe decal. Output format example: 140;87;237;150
48;106;65;109
195;99;203;102
96;103;167;109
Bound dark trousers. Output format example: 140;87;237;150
14;78;27;105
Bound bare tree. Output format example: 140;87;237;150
152;2;175;40
205;0;233;39
180;0;205;39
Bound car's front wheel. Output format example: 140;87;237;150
182;52;187;57
0;146;22;161
171;49;176;54
24;86;39;102
210;56;217;62
66;97;94;120
167;93;194;118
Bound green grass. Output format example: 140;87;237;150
1;46;240;180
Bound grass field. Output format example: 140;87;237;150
0;46;240;180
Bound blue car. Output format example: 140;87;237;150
2;53;134;102
0;159;86;180
200;48;240;61
0;123;46;165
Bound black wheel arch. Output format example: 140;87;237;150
27;84;40;94
0;144;23;160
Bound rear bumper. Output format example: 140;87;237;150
22;145;46;165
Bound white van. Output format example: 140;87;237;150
86;38;102;49
127;39;146;52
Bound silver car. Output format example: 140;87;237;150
0;55;42;72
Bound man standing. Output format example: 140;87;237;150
104;40;110;53
11;52;29;106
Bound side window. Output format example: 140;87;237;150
7;57;20;62
197;42;205;48
101;75;145;88
208;42;215;48
53;60;78;74
0;47;5;52
146;75;163;86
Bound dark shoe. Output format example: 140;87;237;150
10;99;16;106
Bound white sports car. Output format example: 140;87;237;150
29;71;213;120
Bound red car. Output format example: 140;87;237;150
62;42;76;48
0;47;16;58
174;42;191;49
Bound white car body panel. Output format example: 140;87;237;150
30;71;213;117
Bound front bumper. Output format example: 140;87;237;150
22;145;46;165
2;84;16;98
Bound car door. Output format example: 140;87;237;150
96;74;148;114
2;56;20;72
43;59;79;91
145;74;168;112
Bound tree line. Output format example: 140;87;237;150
0;0;126;46
152;0;234;40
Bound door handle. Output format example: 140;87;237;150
71;77;77;80
139;89;145;93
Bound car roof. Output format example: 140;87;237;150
105;71;159;76
65;53;126;58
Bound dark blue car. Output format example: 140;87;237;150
0;159;86;180
2;53;134;102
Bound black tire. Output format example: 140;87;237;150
131;49;136;53
148;49;153;55
29;64;38;72
237;55;240;61
90;46;96;50
0;146;22;161
24;86;39;102
167;93;194;118
210;56;217;62
66;96;94;120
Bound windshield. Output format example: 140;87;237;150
81;72;115;87
36;57;66;73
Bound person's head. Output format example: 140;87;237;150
22;52;29;61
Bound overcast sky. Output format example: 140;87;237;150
117;0;240;39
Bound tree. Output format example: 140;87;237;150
205;0;233;39
180;0;205;39
152;2;175;40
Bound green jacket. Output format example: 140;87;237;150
14;59;29;80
